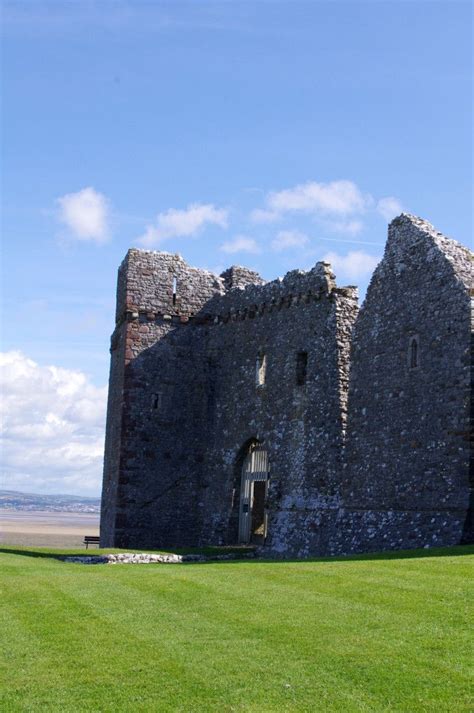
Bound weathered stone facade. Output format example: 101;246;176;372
101;214;473;556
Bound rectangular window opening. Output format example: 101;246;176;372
296;351;308;385
408;335;420;370
151;392;162;410
256;353;267;387
172;276;177;306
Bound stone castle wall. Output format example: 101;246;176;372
100;215;473;555
101;252;225;548
339;215;472;553
199;266;358;555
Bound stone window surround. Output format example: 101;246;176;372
408;334;420;370
296;351;308;386
256;352;267;387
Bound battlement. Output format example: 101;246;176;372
220;265;265;291
115;249;226;323
115;248;359;330
210;261;358;324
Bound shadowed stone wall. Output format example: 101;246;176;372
101;215;473;555
339;215;473;552
199;265;358;556
101;251;226;548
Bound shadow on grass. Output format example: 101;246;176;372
1;543;473;564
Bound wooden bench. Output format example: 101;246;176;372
83;535;101;549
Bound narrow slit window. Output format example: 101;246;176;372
151;393;162;410
296;351;308;385
256;353;267;386
172;276;177;306
409;337;419;369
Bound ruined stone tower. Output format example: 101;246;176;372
101;215;473;555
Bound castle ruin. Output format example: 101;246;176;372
100;214;473;556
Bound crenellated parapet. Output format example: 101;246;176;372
115;249;226;323
211;261;341;321
111;250;358;348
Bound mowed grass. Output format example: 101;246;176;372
0;546;472;712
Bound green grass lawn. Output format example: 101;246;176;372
1;545;472;712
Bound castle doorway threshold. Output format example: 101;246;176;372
238;444;269;545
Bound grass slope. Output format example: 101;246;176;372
1;546;472;712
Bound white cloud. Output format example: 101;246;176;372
252;180;373;223
56;187;110;243
377;196;404;221
249;208;281;224
269;180;372;215
0;351;107;496
138;202;228;247
250;179;403;232
220;235;261;254
271;230;309;251
322;250;380;282
325;219;364;235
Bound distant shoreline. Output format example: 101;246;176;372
0;506;100;513
0;489;101;514
0;510;100;547
1;509;100;519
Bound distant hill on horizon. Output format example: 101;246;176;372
0;489;101;513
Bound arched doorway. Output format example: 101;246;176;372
238;442;270;544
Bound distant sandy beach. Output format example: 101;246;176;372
0;510;100;548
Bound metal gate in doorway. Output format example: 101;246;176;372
238;443;269;544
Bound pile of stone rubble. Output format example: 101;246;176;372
63;552;254;565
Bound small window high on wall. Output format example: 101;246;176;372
296;351;308;385
408;336;419;369
151;392;162;411
172;276;177;306
256;353;267;387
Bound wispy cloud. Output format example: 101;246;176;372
271;230;309;251
138;203;228;247
0;351;107;496
56;187;110;243
250;179;404;234
320;236;385;246
252;180;373;224
377;196;404;221
220;235;261;254
323;219;364;235
322;250;380;282
250;208;281;224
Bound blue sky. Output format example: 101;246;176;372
1;1;472;495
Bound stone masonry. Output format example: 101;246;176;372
100;214;473;556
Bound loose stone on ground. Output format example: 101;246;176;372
63;552;255;565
